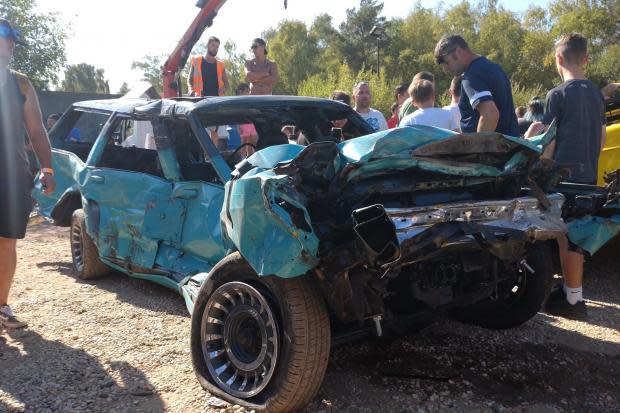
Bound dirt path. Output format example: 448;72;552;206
1;221;619;413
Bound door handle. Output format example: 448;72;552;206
91;175;105;184
173;188;198;200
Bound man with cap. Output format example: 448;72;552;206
0;18;56;330
244;38;278;95
434;34;518;136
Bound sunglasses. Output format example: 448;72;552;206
436;48;456;65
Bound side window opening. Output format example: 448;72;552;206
170;121;223;185
97;118;163;177
50;109;111;161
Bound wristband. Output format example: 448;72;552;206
40;168;55;176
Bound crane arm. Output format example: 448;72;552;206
162;0;228;98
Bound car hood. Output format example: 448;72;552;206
223;124;559;278
236;123;556;181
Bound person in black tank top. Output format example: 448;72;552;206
0;18;56;329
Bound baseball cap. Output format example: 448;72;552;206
0;18;25;45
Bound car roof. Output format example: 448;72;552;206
191;95;351;114
71;98;151;114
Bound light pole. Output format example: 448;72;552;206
369;25;387;78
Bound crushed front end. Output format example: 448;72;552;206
221;125;566;329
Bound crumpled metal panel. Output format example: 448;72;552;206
568;213;620;255
33;149;84;216
388;193;566;244
223;125;561;278
222;169;319;277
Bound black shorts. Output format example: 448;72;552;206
0;170;34;239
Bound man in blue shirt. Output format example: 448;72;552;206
434;34;518;136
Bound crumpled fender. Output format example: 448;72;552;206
221;168;319;277
568;214;620;255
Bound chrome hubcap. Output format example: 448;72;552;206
201;282;279;398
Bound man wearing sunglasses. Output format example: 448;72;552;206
434;34;518;136
0;18;55;330
244;38;278;95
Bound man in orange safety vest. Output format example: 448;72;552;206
187;36;229;97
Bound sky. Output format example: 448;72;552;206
36;0;549;92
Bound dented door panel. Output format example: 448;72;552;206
81;168;173;269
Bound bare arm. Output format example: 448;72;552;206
541;140;555;160
244;68;269;82
476;100;500;132
244;61;269;82
262;62;279;87
22;78;55;193
187;64;195;96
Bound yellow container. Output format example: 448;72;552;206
597;105;620;186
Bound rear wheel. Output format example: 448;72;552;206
191;253;330;413
454;242;554;329
70;209;109;280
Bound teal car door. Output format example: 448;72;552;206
81;117;177;270
155;119;228;269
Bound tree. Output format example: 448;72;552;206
222;40;248;94
132;54;166;93
0;0;67;89
337;0;386;73
117;82;130;95
61;63;110;93
477;8;525;78
264;20;320;94
309;14;344;73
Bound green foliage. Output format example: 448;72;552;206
264;20;321;95
127;0;618;113
336;0;386;73
222;40;248;94
0;0;67;89
511;82;547;108
589;44;620;88
298;64;394;118
61;63;110;94
117;82;130;95
131;54;166;93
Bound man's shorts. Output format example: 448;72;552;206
0;170;34;239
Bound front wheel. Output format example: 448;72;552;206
191;255;330;413
454;242;554;329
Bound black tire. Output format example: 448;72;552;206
454;242;554;329
70;209;109;280
191;252;330;413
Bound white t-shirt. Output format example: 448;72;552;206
443;103;461;130
399;107;460;131
356;108;388;132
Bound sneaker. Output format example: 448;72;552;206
544;296;587;320
546;284;566;304
0;305;28;329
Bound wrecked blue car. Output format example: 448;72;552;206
37;96;587;412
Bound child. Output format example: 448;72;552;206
534;33;607;319
398;79;459;131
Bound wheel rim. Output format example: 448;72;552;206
201;281;279;399
71;222;85;272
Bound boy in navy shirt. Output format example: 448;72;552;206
434;34;518;136
528;33;606;319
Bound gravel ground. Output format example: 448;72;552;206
1;220;619;413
